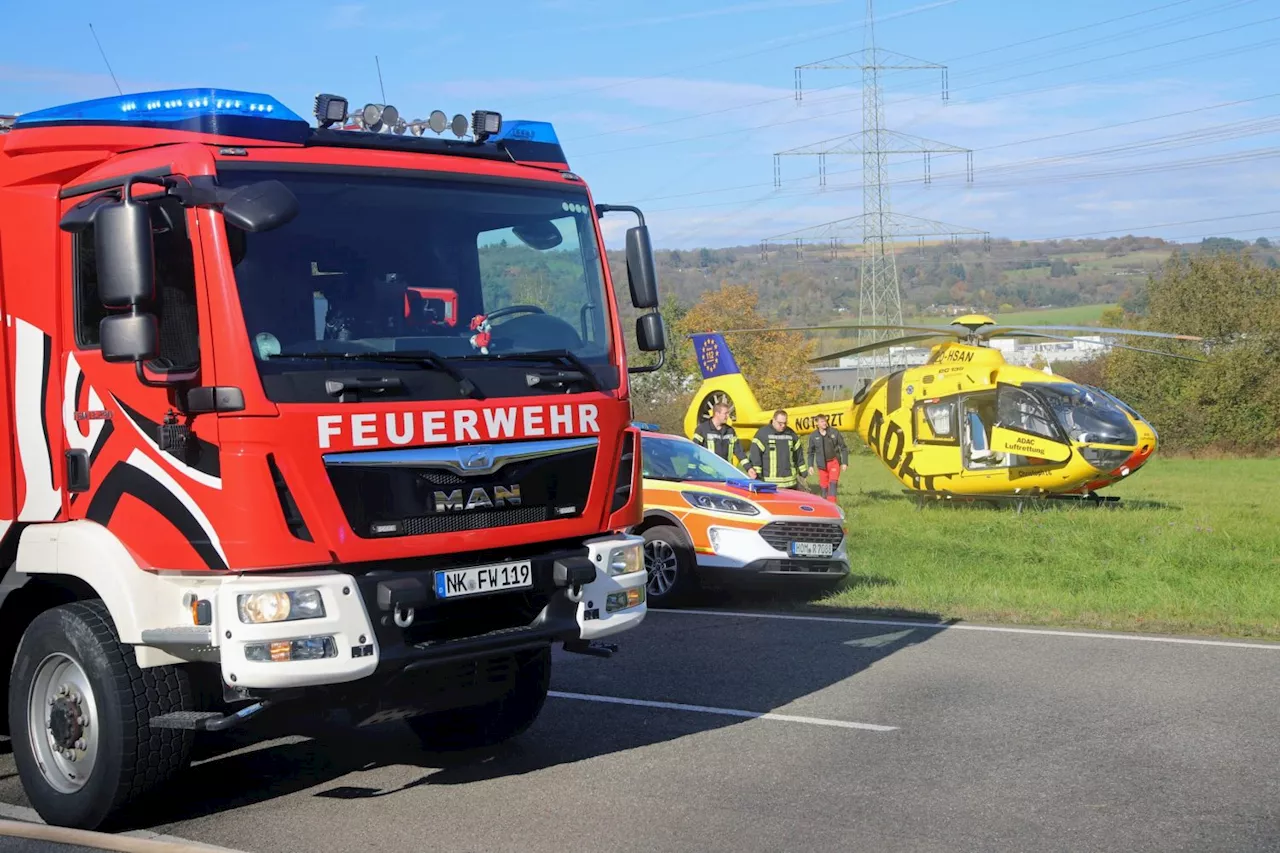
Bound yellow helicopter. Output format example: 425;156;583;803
682;316;1204;502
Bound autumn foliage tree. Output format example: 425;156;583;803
1101;251;1280;454
677;283;821;409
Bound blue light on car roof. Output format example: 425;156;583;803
725;478;777;494
13;88;309;142
492;120;559;144
631;421;661;432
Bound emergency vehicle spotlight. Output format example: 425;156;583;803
429;110;447;134
313;93;348;128
471;110;502;142
450;113;468;138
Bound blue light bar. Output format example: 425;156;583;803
631;421;661;432
493;119;568;168
725;478;777;494
13;88;309;143
493;120;560;144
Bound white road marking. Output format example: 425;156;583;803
0;801;245;851
657;608;1280;651
548;690;897;731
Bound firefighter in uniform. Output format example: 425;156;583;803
749;409;807;489
806;413;848;501
694;402;757;478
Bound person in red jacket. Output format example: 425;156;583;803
806;413;848;502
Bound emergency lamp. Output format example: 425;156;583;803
472;110;502;142
313;93;348;128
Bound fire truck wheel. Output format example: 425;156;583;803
8;600;194;831
406;646;551;751
641;524;699;607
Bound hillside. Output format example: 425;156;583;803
609;235;1279;324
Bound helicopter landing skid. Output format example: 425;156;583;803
904;489;1121;513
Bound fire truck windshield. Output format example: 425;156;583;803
220;167;619;401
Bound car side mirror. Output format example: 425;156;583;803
221;180;299;233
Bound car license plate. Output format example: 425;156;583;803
435;561;533;599
790;541;834;558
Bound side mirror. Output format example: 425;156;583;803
100;314;159;363
625;225;659;310
221;180;299;233
94;195;155;307
636;312;666;352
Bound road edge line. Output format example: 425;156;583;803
655;608;1280;650
0;817;246;853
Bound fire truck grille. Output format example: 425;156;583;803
324;439;597;539
758;521;845;551
400;507;547;536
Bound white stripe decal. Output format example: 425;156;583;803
62;353;106;454
116;396;222;491
14;318;60;521
125;448;227;566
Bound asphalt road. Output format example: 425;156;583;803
1;607;1277;853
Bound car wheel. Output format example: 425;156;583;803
641;524;698;607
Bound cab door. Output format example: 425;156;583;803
991;383;1072;465
909;396;963;475
59;169;225;570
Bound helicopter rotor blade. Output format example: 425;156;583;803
715;323;967;337
1011;331;1207;362
982;324;1203;342
808;334;948;364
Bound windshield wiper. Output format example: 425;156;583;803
457;349;602;393
270;350;483;399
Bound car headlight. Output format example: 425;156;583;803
681;490;760;515
607;541;644;576
237;589;326;624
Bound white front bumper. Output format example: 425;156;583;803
698;523;848;569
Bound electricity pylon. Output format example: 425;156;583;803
771;0;983;372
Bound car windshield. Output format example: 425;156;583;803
1028;382;1138;446
219;167;616;396
641;436;745;482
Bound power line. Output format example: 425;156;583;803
565;0;1243;144
631;93;1280;203
570;18;1280;158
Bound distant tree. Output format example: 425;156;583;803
1256;237;1272;249
678;283;820;410
1049;258;1076;278
1099;306;1125;327
1103;252;1280;453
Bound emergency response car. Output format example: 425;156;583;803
633;426;849;605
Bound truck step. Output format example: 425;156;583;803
149;701;272;732
562;640;618;659
148;711;226;730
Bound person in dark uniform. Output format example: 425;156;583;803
693;402;757;478
749;409;807;489
806;413;848;502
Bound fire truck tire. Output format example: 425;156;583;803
405;646;551;751
8;600;194;831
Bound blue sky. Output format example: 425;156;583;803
3;0;1278;249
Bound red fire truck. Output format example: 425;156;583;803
0;88;665;829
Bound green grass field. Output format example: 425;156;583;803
806;456;1280;640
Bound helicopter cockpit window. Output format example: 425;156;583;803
1030;382;1139;446
996;386;1061;443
